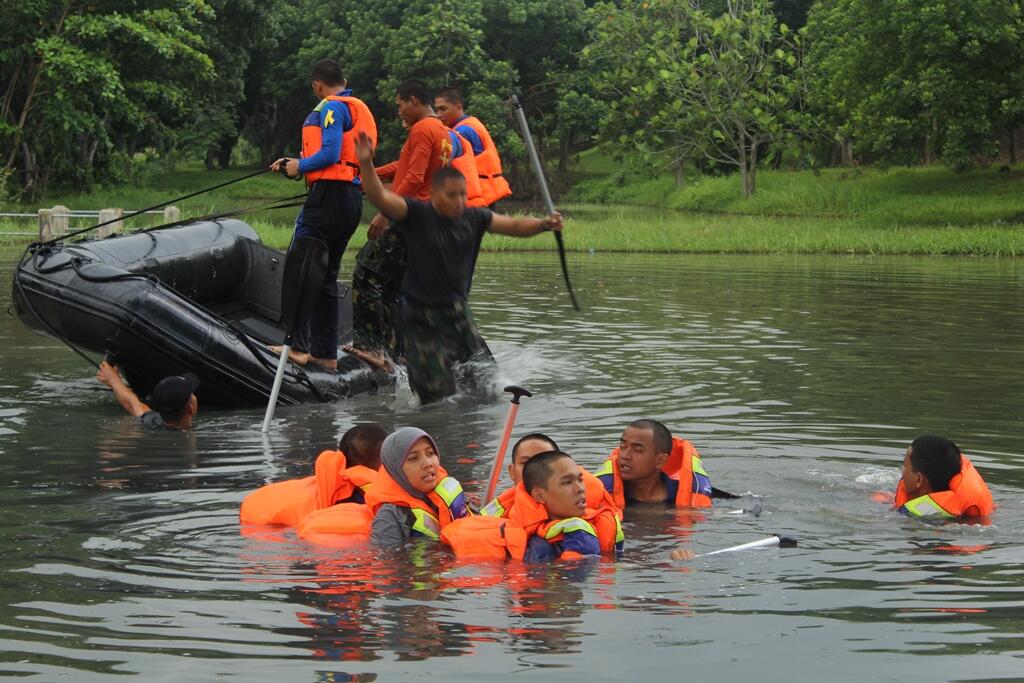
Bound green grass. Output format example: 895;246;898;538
3;156;1023;255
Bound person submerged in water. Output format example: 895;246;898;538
894;435;995;520
481;433;618;519
337;423;389;471
596;419;713;510
367;427;470;548
514;450;624;562
95;361;198;430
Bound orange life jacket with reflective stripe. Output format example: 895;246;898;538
365;465;467;539
448;128;485;207
301;95;378;184
507;484;623;554
598;437;713;510
894;454;995;519
455;115;512;206
481;469;621;519
239;450;378;528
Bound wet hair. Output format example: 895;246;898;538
339;423;388;469
908;435;962;491
522;450;573;494
435;86;464;106
432;166;465;188
511;433;560;463
396;79;431;105
627;418;673;456
311;59;345;87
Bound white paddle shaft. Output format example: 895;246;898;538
261;344;290;433
698;536;782;557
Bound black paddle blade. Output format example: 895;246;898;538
281;236;329;335
777;536;798;548
711;486;742;500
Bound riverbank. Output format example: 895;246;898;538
3;159;1023;255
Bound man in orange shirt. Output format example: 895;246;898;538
351;79;453;356
434;87;513;209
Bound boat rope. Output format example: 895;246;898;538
36;167;273;246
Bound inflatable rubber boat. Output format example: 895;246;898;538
11;219;388;407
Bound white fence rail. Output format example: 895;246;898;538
0;206;180;240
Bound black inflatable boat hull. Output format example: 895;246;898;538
12;220;380;407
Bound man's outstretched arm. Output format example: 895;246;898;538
488;211;564;237
356;131;408;222
96;361;150;417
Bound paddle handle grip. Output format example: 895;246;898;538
483;385;533;503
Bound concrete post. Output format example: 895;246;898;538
163;205;181;223
97;208;124;238
38;208;54;241
52;205;70;236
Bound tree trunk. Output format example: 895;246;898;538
746;140;759;197
841;137;854;166
217;134;236;169
674;162;685;188
1009;127;1018;165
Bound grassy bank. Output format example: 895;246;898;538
3;157;1023;255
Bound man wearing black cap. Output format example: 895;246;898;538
96;361;199;430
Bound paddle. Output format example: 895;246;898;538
484;385;534;503
510;95;580;312
261;236;329;433
712;486;742;499
696;535;798;557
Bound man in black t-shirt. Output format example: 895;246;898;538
349;131;563;404
96;362;199;430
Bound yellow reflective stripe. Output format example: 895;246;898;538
480;499;505;517
410;508;441;539
595;460;614;478
544;517;597;540
691;455;708;477
903;495;955;519
433;477;463;507
614;516;625;544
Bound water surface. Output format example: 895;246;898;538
1;251;1022;681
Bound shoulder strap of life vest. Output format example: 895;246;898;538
481;486;516;518
664;437;713;508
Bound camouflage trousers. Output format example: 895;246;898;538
399;300;496;405
351;229;406;355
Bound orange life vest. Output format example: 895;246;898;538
455;115;512;206
894;454;995;519
481;468;621;519
596;437;713;510
365;465;468;540
443;483;623;561
297;502;374;547
448;128;485;207
301;95;378;184
239;450;378;528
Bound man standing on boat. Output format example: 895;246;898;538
350;79;452;358
352;131;563;404
270;59;377;371
434;87;513;209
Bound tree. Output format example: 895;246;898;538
587;0;811;196
806;0;1024;169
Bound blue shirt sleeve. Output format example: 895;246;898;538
298;100;353;174
524;535;558;563
456;123;485;156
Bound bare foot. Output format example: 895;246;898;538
268;345;310;366
341;344;393;372
670;548;696;561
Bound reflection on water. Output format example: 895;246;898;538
1;252;1022;680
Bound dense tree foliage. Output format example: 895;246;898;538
1;0;1021;198
806;0;1024;169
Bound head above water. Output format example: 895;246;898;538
617;419;673;482
395;79;432;125
523;450;586;519
339;423;388;469
433;86;465;127
509;433;560;484
148;373;199;429
380;426;441;496
310;59;345;99
902;435;962;498
430;166;467;219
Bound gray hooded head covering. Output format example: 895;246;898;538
380;426;439;499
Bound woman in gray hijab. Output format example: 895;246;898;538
366;427;469;547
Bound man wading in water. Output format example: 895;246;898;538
347;131;563;404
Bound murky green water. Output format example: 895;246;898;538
1;250;1022;681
